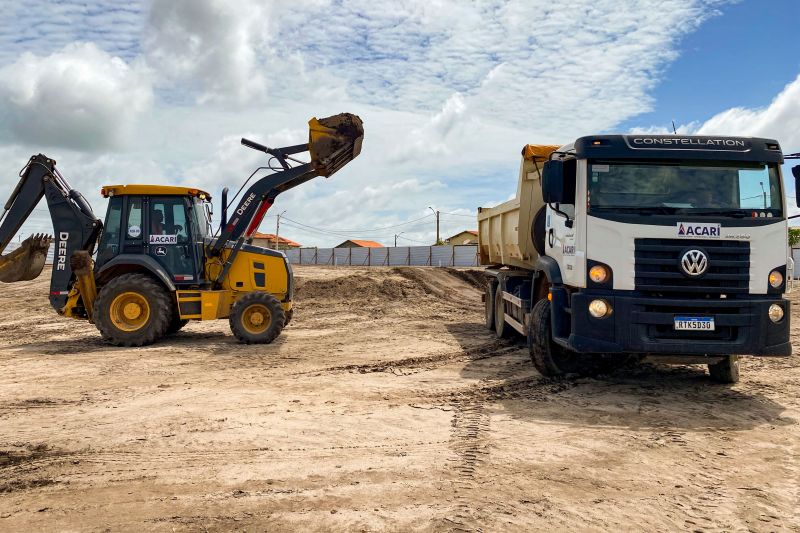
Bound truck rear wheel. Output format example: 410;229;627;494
528;298;587;376
94;273;172;347
708;355;740;384
229;292;285;344
485;281;496;330
494;283;513;338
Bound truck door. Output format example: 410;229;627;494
147;197;198;284
546;202;578;284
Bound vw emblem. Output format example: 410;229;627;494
680;249;708;276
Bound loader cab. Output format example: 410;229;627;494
95;185;212;286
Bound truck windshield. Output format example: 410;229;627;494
587;161;783;217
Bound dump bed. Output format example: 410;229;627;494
477;144;559;270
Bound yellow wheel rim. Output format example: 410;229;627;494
110;291;150;332
241;304;271;335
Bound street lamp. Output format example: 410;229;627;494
275;210;287;249
428;206;440;244
395;232;405;247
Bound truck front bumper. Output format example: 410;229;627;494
565;291;791;356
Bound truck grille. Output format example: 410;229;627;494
634;238;750;295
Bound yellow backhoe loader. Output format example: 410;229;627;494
0;113;363;346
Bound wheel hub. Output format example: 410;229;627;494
123;302;142;320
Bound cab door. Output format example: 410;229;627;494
146;197;198;284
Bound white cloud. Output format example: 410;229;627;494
695;74;800;152
0;42;152;150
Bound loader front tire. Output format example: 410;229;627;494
230;292;285;344
94;273;172;347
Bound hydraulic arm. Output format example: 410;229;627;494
0;154;102;310
210;113;363;285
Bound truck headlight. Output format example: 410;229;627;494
589;265;609;284
768;304;784;323
588;299;612;318
768;270;784;289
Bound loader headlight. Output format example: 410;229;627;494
768;304;784;323
589;265;609;284
768;270;783;289
588;299;612;319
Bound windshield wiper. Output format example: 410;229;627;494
591;206;679;215
688;209;752;218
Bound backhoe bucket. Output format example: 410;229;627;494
0;233;51;283
308;113;364;177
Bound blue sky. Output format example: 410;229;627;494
0;0;798;247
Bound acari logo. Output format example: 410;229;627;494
676;222;721;238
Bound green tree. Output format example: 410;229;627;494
789;227;800;247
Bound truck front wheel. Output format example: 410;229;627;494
708;356;740;384
528;298;587;376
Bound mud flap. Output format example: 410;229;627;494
0;233;51;283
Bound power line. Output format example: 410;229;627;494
280;214;434;235
440;211;476;218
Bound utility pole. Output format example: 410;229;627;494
275;210;286;250
428;206;440;245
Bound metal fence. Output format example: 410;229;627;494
285;245;479;267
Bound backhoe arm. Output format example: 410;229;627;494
0;154;102;311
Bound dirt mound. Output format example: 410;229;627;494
294;273;427;302
443;268;487;290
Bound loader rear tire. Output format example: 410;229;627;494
230;292;285;344
94;273;172;347
166;316;189;335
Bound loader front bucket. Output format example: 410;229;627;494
308;113;364;177
0;233;51;283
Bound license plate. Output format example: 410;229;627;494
674;316;715;331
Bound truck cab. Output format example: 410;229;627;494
479;135;792;383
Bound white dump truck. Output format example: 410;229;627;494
478;135;795;383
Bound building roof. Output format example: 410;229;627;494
251;232;302;247
337;239;384;248
446;230;478;240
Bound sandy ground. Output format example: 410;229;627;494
0;265;798;532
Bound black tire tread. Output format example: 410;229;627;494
94;273;172;347
229;292;285;344
708;355;740;384
494;283;513;338
484;282;496;330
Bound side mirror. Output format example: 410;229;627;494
541;159;576;204
792;165;800;207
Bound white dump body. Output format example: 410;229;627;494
477;144;559;270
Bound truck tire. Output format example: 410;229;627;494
229;292;285;344
94;273;172;347
485;281;496;330
494;283;513;338
708;355;740;384
528;298;586;376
